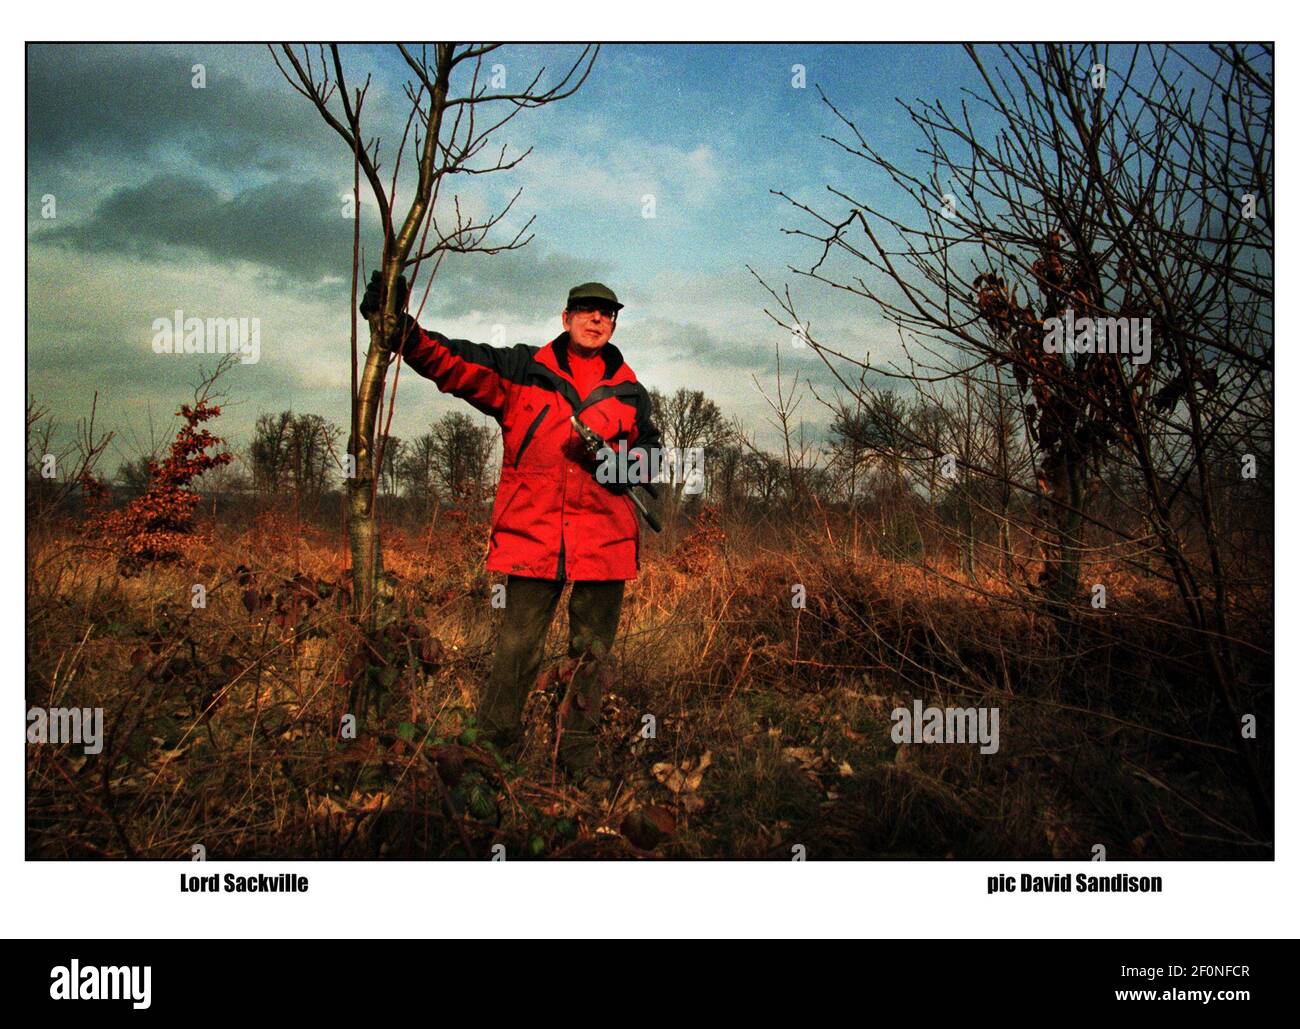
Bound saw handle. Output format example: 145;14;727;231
571;415;662;532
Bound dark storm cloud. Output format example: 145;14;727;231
32;168;628;325
35;174;360;284
34;180;617;323
26;44;321;174
26;45;625;319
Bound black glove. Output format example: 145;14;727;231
359;271;417;348
359;270;409;320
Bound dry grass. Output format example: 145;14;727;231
25;505;1272;860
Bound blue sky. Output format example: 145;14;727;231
25;43;1048;469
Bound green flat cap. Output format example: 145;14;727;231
567;282;624;310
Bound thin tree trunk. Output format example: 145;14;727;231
348;332;394;629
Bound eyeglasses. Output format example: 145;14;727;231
569;302;618;319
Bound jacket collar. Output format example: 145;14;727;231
540;332;630;386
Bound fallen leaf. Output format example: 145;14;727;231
652;751;712;795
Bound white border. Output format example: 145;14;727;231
7;7;1294;939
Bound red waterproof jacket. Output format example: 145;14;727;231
401;325;661;581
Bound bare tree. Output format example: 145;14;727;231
742;344;824;512
397;429;439;519
250;411;294;497
430;410;495;504
761;43;1273;835
250;411;340;512
649;387;731;519
26;393;113;524
273;42;597;627
378;435;406;498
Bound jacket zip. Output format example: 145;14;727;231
513;404;551;467
557;417;572;580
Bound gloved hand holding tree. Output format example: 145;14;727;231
360;270;416;350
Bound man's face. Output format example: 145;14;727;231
563;301;617;351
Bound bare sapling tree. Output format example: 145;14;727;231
273;43;597;629
27;393;114;526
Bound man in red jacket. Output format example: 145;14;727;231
362;275;661;780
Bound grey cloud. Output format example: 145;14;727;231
418;248;616;322
33;167;617;316
631;316;774;371
623;314;886;414
27;44;324;174
34;174;362;286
